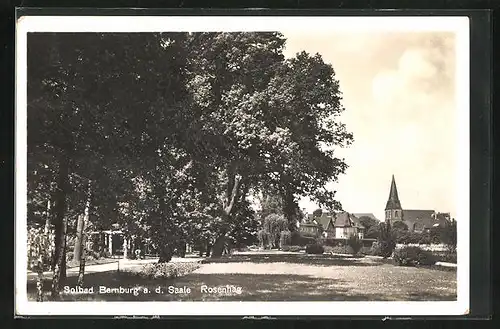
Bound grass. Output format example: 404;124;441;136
27;253;456;302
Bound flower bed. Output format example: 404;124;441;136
138;262;200;279
280;245;303;252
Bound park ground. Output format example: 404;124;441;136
27;251;456;302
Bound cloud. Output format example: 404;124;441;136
283;31;458;220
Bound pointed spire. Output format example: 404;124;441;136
385;175;402;210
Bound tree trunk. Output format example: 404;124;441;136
36;265;44;302
51;155;69;300
77;234;86;287
158;244;173;263
76;181;91;285
211;170;242;259
283;187;298;232
51;218;67;300
205;242;211;257
61;243;67;282
211;235;226;258
44;200;51;235
73;214;84;261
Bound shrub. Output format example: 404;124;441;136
281;245;302;252
437;250;457;263
290;231;316;246
325;245;353;255
100;250;111;259
418;232;432;245
305;243;324;254
369;241;382;256
322;238;352;247
393;246;436;266
360;246;372;255
257;229;271;249
279;229;292;248
84;253;96;261
66;251;74;262
378;222;396;258
263;214;288;248
139;262;200;279
347;235;363;255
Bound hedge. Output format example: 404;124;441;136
393;246;436;266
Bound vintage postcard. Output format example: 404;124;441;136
15;15;470;316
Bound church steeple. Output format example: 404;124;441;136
385;175;403;223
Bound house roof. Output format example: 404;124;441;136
318;214;334;231
333;212;363;228
306;214;334;231
385;175;402;210
353;213;379;221
304;212;363;229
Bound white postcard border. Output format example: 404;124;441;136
15;15;470;316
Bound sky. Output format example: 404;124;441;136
281;31;458;221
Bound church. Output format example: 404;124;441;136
384;175;448;233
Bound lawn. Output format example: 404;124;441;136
27;252;456;302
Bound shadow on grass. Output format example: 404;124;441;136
202;254;382;267
27;270;456;302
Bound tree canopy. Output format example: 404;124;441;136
26;32;353;297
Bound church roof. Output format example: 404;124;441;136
385;175;402;210
403;209;435;222
403;210;444;229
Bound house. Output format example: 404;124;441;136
384;175;450;232
333;212;365;239
299;212;364;239
299;221;321;237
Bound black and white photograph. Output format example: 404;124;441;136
15;15;470;316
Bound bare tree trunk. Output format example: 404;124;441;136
36;267;44;302
61;239;67;282
77;181;92;286
77;235;86;286
73;214;84;261
51;155;69;300
34;200;52;302
44;200;51;236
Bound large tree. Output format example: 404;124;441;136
27;31;354;278
27;32;195;294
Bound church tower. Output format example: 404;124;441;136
385;175;403;224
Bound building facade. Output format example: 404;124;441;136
300;212;364;239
